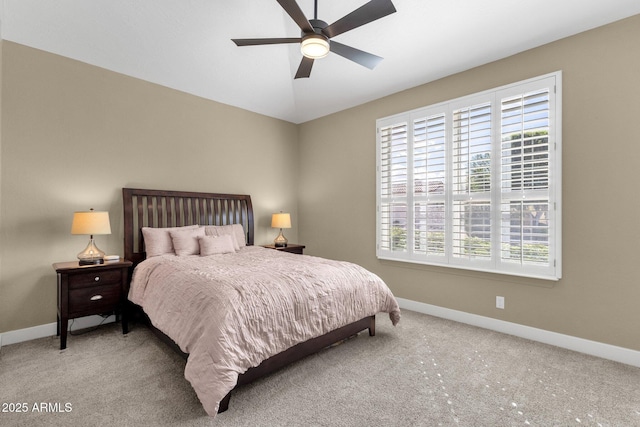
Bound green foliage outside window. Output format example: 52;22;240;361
462;236;491;257
505;242;549;262
462;236;549;263
392;226;407;250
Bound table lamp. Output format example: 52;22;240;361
71;209;112;265
271;212;291;247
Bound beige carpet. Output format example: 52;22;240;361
1;310;639;426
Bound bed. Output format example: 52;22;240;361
123;188;400;417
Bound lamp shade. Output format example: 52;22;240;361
271;213;291;229
71;210;111;235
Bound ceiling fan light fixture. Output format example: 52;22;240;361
301;34;330;59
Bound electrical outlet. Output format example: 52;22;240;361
496;296;505;309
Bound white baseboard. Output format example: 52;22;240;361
397;297;640;368
0;315;116;348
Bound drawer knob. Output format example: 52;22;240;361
90;295;103;301
94;276;100;282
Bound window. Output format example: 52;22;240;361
376;72;561;280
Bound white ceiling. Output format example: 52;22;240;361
2;0;639;124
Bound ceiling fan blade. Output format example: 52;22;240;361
330;41;383;70
295;56;314;79
232;38;301;46
276;0;314;33
323;0;396;39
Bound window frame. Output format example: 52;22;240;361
376;72;562;281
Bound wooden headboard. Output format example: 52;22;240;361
123;188;254;266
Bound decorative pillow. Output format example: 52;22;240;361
142;225;199;257
198;234;237;256
169;227;205;256
203;224;245;249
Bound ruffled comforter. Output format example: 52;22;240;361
129;246;400;416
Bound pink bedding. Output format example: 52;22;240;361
129;246;401;416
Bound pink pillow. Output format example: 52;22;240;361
142;225;199;257
198;234;237;256
203;224;245;249
169;227;205;256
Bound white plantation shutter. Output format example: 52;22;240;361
498;85;555;273
378;123;408;252
376;72;561;280
413;114;446;257
451;102;492;264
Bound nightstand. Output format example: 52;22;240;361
262;244;305;255
53;259;132;350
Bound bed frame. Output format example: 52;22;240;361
122;188;375;413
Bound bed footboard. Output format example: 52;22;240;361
129;304;375;414
218;315;375;413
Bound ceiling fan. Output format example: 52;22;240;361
231;0;397;79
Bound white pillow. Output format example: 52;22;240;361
169;227;205;256
142;225;199;257
198;234;237;256
203;224;245;249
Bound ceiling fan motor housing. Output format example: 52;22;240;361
308;19;329;33
302;19;330;48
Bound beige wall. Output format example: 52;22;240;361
0;42;299;332
298;15;640;351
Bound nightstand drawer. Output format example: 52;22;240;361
68;269;122;289
68;284;121;316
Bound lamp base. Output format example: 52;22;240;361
274;229;288;247
79;258;104;265
77;237;106;266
